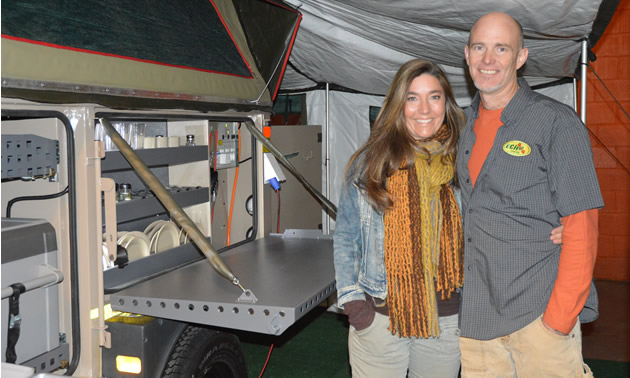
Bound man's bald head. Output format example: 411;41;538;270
468;12;524;49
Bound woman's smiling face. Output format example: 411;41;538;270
404;73;446;140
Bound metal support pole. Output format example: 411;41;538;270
325;83;331;235
580;39;588;124
1;265;64;299
573;78;578;111
242;121;336;216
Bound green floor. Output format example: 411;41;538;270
239;307;630;378
240;307;351;378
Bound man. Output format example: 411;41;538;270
456;12;604;377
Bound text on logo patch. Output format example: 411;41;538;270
502;140;531;156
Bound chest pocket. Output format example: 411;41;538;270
481;144;546;206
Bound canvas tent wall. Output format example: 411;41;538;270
1;0;301;113
273;0;620;226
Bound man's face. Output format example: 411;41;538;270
465;14;528;98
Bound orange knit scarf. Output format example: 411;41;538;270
384;128;463;338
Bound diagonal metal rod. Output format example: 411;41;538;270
99;118;244;292
243;121;337;218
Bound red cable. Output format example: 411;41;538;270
276;189;281;233
259;344;274;378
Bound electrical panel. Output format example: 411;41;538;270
1;134;59;180
210;122;239;169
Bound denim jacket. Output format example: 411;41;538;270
333;163;462;308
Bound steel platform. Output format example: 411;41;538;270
110;230;335;335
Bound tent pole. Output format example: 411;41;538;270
580;39;588;124
573;78;578;111
325;83;331;235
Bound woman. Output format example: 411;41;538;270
333;59;465;377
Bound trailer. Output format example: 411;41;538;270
2;1;336;376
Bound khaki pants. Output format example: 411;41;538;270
460;315;593;377
349;313;460;378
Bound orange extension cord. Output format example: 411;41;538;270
226;125;241;246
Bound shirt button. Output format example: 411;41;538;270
467;265;472;271
467;237;472;242
468;209;473;214
465;150;470;155
466;178;470;183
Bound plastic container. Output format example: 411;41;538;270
118;183;132;201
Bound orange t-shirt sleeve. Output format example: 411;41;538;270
543;209;599;334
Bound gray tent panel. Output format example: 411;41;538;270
279;0;620;98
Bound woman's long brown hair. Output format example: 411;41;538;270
346;59;465;212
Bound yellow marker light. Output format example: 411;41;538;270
116;355;142;374
90;304;122;320
103;304;122;320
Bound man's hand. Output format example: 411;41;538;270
550;224;564;244
542;317;569;336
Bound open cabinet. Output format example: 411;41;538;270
2;102;334;377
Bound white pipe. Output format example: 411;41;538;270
580;40;588;124
2;265;64;299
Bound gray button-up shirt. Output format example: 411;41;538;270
456;78;604;340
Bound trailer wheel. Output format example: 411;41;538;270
162;325;247;378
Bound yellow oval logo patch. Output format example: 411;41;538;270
502;140;531;156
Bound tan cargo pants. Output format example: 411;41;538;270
460;315;593;377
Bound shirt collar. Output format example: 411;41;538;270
469;77;533;125
501;77;532;125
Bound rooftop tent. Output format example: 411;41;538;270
1;0;300;112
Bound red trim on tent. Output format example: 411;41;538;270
2;4;257;80
266;0;298;12
265;1;302;101
209;0;255;77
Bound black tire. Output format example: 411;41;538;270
162;326;247;378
